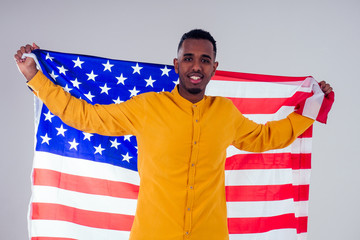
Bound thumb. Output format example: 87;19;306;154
32;43;40;50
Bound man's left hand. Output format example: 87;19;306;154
319;81;333;97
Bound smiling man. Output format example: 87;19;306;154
15;29;332;240
174;31;218;103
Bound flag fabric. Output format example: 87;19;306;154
28;49;333;240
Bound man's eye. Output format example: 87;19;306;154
184;58;192;61
202;59;210;63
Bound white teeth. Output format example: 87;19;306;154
190;76;200;80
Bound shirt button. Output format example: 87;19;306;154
187;208;191;211
194;141;197;144
191;163;195;167
195;119;198;123
190;186;193;189
193;105;197;108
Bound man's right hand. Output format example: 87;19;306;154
14;43;40;82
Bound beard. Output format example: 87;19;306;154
187;87;202;94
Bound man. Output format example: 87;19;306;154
15;29;332;240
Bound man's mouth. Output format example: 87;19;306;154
189;74;203;84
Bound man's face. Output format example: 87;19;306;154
174;38;218;103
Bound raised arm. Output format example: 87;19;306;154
15;44;143;136
232;111;314;152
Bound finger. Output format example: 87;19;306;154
14;54;21;62
25;44;32;53
33;43;40;49
20;46;26;54
17;49;26;63
324;87;333;96
17;49;24;60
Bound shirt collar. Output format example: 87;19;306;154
171;85;207;108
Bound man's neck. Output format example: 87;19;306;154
178;86;205;103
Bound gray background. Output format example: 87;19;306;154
1;0;359;239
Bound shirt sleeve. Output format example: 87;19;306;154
27;71;144;136
231;106;314;152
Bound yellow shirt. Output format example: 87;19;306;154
28;71;314;240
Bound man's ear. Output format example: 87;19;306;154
173;58;179;74
212;61;219;76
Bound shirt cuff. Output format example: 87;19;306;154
27;71;48;92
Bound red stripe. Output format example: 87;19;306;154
225;153;311;170
228;215;308;234
31;203;134;231
33;168;139;199
225;184;309;202
228;92;313;114
32;238;76;240
299;126;313;138
293;185;310;201
228;214;296;234
214;70;309;82
297;216;308;233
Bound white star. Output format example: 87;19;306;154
84;91;95;102
86;70;98;81
113;96;124;104
50;71;59;81
110;138;121;149
173;78;179;85
131;63;143;74
124;135;132;142
68;138;79;150
160;66;171;76
103;60;114;72
100;83;111;95
121;152;133;163
71;78;81;88
94;144;105;155
116;73;127;85
43;110;55;122
45;53;54;61
57;65;68;75
40;133;51;145
63;84;73;93
73;57;84;68
144;76;156;87
83;132;94;141
129;87;140;97
56;124;67;136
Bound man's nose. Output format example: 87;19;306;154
191;59;201;72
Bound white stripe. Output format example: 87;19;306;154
295;201;309;217
32;185;137;215
225;168;292;186
206;80;311;98
30;219;130;240
229;228;298;240
298;232;308;240
302;77;324;120
292;169;312;185
226;138;312;158
227;200;309;218
225;168;311;186
243;106;295;123
33;151;140;185
227;199;295;218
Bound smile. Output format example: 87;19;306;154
189;74;203;84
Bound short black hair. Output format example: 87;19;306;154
177;29;217;57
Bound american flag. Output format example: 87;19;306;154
28;49;333;240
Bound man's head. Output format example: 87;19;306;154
177;29;217;58
174;29;219;103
